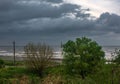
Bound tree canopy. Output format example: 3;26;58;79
112;48;120;64
63;37;105;78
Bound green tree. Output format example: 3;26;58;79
112;48;120;64
24;43;53;77
63;37;105;79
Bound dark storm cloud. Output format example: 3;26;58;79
43;0;63;3
36;12;120;36
0;0;83;24
0;0;120;45
1;12;120;38
96;12;120;33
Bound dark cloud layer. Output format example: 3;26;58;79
0;0;120;45
43;0;63;3
0;0;86;24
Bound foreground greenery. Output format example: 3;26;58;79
0;63;120;84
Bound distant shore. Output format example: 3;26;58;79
0;55;23;61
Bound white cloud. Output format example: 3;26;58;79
65;0;120;17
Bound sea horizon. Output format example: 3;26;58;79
0;45;120;61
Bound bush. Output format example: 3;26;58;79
0;58;4;68
0;67;27;79
63;37;105;79
112;48;120;64
24;43;53;77
42;75;64;84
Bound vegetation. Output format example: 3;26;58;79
0;67;41;84
4;60;24;66
24;43;53;77
112;48;120;64
0;37;120;84
0;58;4;68
1;64;120;84
63;37;105;79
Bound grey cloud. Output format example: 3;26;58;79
1;12;120;39
98;12;120;26
96;12;120;33
0;17;94;36
0;0;16;10
43;0;63;3
0;0;120;45
24;12;120;36
0;0;85;24
1;12;120;34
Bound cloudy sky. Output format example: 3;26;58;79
0;0;120;46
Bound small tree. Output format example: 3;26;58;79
112;48;120;64
24;43;53;76
63;37;105;79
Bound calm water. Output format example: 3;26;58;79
0;46;120;60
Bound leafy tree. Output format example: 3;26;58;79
24;43;53;77
112;48;120;64
63;37;105;79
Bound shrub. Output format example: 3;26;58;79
112;48;120;64
0;58;4;68
42;75;64;84
24;43;53;77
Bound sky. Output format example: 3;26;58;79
0;0;120;46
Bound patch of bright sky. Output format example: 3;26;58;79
64;0;120;17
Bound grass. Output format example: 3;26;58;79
0;67;41;84
43;63;120;84
4;60;25;66
1;60;120;84
88;64;120;84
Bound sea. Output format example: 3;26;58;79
0;46;120;61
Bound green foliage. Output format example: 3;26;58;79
0;64;120;83
0;58;4;68
44;64;120;84
112;48;120;64
24;43;53;77
0;67;27;78
63;37;105;78
4;60;24;66
89;64;120;84
45;65;64;76
0;67;41;84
